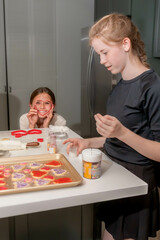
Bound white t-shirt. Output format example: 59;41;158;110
19;113;66;129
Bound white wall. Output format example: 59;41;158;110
56;0;94;134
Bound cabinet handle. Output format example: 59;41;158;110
9;86;12;93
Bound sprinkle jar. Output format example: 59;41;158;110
82;149;102;179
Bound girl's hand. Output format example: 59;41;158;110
27;108;38;128
42;104;54;128
94;113;125;139
63;138;89;156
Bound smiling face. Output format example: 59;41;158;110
92;38;129;75
30;93;54;118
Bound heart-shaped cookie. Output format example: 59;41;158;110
54;178;72;184
45;160;61;168
31;170;47;179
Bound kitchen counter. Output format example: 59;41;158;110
0;128;148;219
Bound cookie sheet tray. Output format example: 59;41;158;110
0;153;83;195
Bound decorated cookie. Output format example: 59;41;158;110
31;170;47;179
44;175;55;181
4;172;11;178
45;160;61;168
0;175;4;180
13;181;29;189
12;164;25;172
12;172;25;181
24;177;33;183
51;168;67;176
28;162;43;169
21;162;27;165
0;186;8;190
0;170;4;175
23;168;31;174
34;179;50;186
54;178;72;184
40;167;51;172
0;180;5;186
0;165;4;170
4;168;11;173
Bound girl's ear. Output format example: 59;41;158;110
29;103;34;109
52;104;55;110
122;37;130;52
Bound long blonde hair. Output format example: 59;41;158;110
89;13;150;68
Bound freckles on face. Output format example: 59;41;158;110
31;93;53;118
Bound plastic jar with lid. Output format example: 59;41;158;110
54;132;68;152
82;148;102;179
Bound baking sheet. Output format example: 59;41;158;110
0;153;83;195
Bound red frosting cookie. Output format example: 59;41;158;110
44;175;55;181
31;170;47;179
0;186;8;190
54;178;72;184
40;167;51;172
0;165;4;170
0;175;4;180
0;180;5;186
45;160;61;168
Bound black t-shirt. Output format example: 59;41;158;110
104;69;160;164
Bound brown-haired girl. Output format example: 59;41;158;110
20;87;66;129
64;13;160;240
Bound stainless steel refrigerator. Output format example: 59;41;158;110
81;26;120;138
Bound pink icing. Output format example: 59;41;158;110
4;168;11;173
23;168;31;174
25;177;32;183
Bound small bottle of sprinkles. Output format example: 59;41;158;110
82;149;102;179
47;131;56;153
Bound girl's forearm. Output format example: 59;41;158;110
119;127;160;162
87;137;106;149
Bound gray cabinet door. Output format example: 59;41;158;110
5;0;57;130
95;0;132;21
153;0;160;57
131;0;155;58
0;0;8;130
108;0;131;15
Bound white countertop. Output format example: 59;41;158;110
0;128;148;218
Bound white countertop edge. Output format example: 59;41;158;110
0;184;147;218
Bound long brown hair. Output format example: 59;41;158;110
89;13;150;68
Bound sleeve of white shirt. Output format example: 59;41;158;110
19;113;29;129
51;113;66;126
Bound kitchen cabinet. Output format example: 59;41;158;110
0;0;94;132
131;0;155;58
0;0;8;130
153;0;160;57
4;0;57;130
94;0;132;21
0;218;10;240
